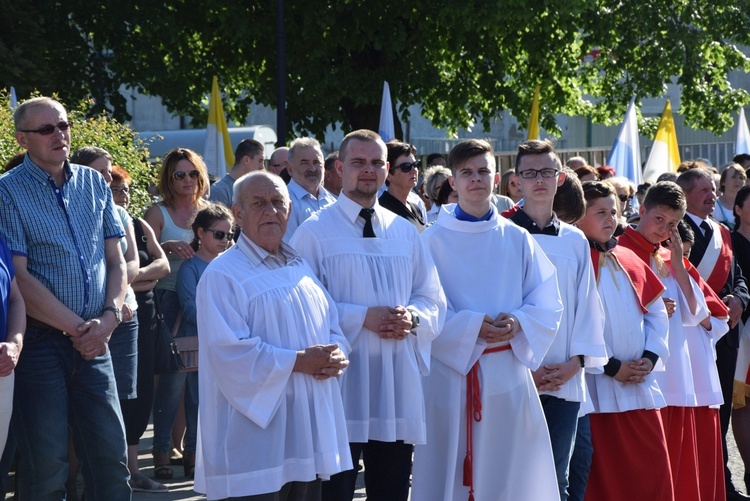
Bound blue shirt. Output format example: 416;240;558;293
0;155;124;320
283;179;337;243
176;255;211;338
0;236;15;342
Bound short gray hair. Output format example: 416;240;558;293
14;97;65;130
288;137;322;162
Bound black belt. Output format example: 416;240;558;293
26;316;71;336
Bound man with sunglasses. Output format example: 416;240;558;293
268;147;291;183
283;137;337;242
379;142;427;232
0;97;131;499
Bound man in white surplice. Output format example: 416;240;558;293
411;139;564;501
291;129;446;501
195;172;352;501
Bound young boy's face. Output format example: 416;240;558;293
578;194;618;245
450;153;496;205
637;204;685;245
516;153;565;205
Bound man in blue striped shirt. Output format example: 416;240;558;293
0;97;131;500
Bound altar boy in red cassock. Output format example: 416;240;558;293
619;181;728;501
576;181;673;501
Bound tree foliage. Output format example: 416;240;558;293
1;0;749;139
0;90;155;215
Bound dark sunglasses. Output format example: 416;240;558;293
18;121;72;136
172;169;200;181
618;194;633;202
205;229;231;241
391;161;421;173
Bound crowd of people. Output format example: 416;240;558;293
4;95;750;501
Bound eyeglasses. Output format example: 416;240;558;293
391;161;421;173
205;229;231;241
172;169;200;181
18;121;72;136
618;194;633;202
518;168;560;179
111;186;130;195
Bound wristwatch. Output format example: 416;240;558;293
410;311;420;335
102;306;122;325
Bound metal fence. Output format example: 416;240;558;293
417;139;740;173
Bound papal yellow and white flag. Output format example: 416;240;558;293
204;76;234;177
526;86;540;140
642;100;681;182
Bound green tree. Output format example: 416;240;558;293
0;90;155;215
2;0;749;138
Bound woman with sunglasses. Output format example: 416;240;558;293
144;148;209;481
379;141;427;232
175;203;234;480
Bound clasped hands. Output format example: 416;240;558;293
478;313;519;344
364;305;414;340
68;314;119;361
533;357;581;392
294;344;349;380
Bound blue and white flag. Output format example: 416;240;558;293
607;96;642;186
378;81;395;142
9;86;17;109
736;108;750;156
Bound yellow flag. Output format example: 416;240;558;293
527;86;540;140
204;76;234;176
642;100;681;182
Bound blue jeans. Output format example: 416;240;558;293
540;394;580;501
109;313;138;400
152;289;198;453
568;415;593;501
12;326;130;501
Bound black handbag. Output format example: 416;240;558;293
153;292;182;374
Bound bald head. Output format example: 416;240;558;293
268;147;290;176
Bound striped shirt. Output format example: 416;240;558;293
0;155;124;319
238;232;301;271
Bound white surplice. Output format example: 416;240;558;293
532;224;608;402
194;238;352;499
688;317;728;407
411;205;563;501
650;262;709;406
290;193;446;444
586;258;669;413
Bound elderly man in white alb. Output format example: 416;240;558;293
195;171;352;501
291;129;446;501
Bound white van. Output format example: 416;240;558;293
136;125;277;167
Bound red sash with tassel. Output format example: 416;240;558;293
464;344;511;501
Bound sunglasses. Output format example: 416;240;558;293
18;121;72;136
205;229;231;241
391;161;421;173
172;169;200;181
518;168;560;179
618;194;633;202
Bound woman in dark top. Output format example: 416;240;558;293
112;166;171;492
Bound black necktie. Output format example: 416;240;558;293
359;208;376;238
700;220;713;242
